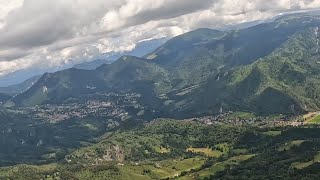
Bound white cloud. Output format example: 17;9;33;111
0;0;320;81
0;0;23;28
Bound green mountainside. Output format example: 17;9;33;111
11;57;172;110
229;27;320;113
11;13;320;117
12;69;107;106
179;26;320;116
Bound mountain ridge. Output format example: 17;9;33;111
73;38;167;70
10;13;320;117
0;75;41;96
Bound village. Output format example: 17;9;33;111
11;90;320;128
16;92;145;122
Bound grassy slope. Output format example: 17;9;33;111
309;115;320;123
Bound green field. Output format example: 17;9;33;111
187;147;222;157
154;146;171;153
231;148;248;155
292;152;320;169
278;140;305;151
309;114;320;124
262;130;282;136
75;158;206;180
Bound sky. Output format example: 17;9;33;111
0;0;320;84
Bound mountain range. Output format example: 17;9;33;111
3;11;320;180
0;75;40;96
0;38;166;88
73;38;167;70
6;12;320;118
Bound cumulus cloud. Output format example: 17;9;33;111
0;0;320;80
